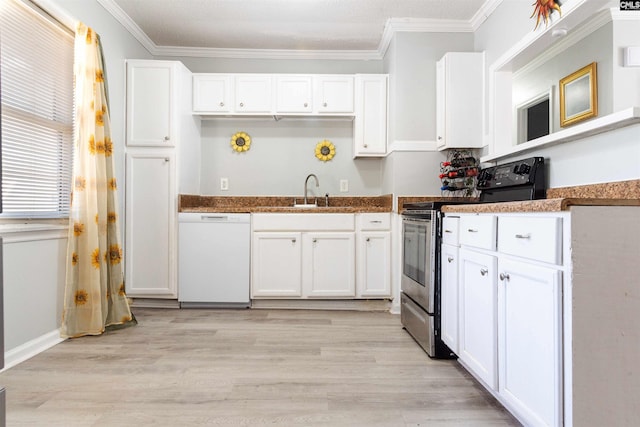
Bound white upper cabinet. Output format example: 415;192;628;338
234;74;273;113
126;60;175;146
192;74;232;113
353;74;388;157
436;52;484;150
275;75;313;113
314;75;354;113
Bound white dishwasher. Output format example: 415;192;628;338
178;212;251;307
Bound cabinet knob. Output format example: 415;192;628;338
500;273;510;281
304;102;308;107
437;136;443;140
447;257;454;263
323;102;327;107
366;237;370;242
364;144;368;148
239;102;244;107
467;229;478;233
444;230;452;233
515;234;531;239
291;238;296;243
163;136;170;141
313;238;317;243
219;102;224;107
164;158;170;162
480;268;488;276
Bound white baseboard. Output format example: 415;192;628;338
2;329;65;372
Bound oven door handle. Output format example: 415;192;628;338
402;217;432;224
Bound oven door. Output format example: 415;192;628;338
401;214;436;313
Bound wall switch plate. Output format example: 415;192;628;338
340;179;349;192
220;177;229;191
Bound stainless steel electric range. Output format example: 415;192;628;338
400;157;546;358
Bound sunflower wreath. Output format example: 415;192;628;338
315;139;335;162
231;132;251;152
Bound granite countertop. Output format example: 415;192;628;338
440;179;640;213
179;194;393;213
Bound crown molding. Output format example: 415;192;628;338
97;0;158;55
470;0;504;31
154;45;382;61
97;0;503;61
377;18;474;57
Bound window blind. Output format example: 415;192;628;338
0;0;74;218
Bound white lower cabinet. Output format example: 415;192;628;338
498;257;562;427
303;232;355;297
458;247;498;390
451;212;564;427
251;214;356;299
251;232;303;297
125;150;176;298
356;231;391;297
440;242;459;353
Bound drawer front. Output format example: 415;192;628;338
442;216;459;245
498;216;562;264
252;213;354;231
357;213;391;231
460;215;497;250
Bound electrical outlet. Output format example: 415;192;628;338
220;177;229;191
340;179;349;192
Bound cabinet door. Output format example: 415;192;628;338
435;59;446;149
440;243;459;354
356;231;391;298
435;53;484;150
276;76;313;113
126;61;174;146
353;74;388;157
235;75;272;113
458;248;498;390
498;258;562;427
251;232;302;297
125;150;176;297
314;76;354;113
192;74;232;113
304;232;355;297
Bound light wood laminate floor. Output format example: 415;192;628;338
0;308;520;426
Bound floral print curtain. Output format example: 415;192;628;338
61;23;135;338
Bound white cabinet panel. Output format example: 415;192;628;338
234;75;272;113
442;216;460;246
353;74;388;157
276;76;313;113
498;216;562;264
498;258;562;427
356;231;391;297
252;232;303;297
459;248;498;390
436;52;484;150
459;215;497;251
440;243;459;353
125;150;176;297
304;232;355;298
314;75;354;113
126;61;174;146
192;74;232;113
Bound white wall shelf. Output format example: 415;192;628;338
482;107;640;163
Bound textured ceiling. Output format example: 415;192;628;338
110;0;490;51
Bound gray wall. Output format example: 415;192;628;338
199;118;383;196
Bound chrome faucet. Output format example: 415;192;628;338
304;174;319;205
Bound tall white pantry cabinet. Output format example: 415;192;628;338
124;60;201;299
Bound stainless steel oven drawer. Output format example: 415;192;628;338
401;293;434;357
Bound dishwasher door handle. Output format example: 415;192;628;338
200;215;229;221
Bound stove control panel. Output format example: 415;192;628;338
478;157;545;190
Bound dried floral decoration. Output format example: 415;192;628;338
531;0;561;30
